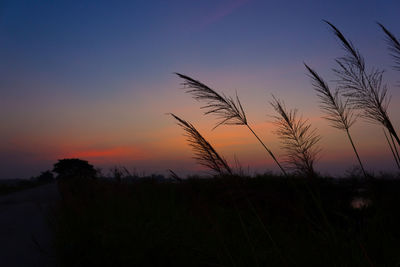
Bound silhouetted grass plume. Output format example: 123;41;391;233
378;22;400;164
175;73;247;129
305;63;367;177
270;95;320;177
378;22;400;71
325;21;400;161
175;73;287;175
169;113;232;176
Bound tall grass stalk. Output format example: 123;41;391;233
170;113;232;176
383;129;400;169
389;132;400;165
270;95;320;177
325;21;400;149
378;23;400;72
175;73;287;176
305;64;367;178
378;23;400;169
235;205;260;267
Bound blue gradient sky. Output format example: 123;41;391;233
1;0;400;178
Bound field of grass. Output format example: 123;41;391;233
46;22;400;266
52;174;400;266
0;179;53;196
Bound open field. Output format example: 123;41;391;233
0;179;53;196
53;174;400;266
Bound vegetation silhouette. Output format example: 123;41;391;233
0;171;55;196
378;23;400;166
169;21;400;176
270;95;320;177
304;64;367;177
378;23;400;72
51;20;400;267
36;170;55;183
175;73;287;176
53;158;98;197
53;158;97;179
324;21;400;164
53;173;400;267
383;128;400;168
169;113;232;176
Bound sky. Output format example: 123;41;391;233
1;0;400;179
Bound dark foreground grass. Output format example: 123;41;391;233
52;174;400;266
0;179;53;196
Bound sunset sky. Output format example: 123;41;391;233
1;0;400;179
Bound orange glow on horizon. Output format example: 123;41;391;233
59;146;150;163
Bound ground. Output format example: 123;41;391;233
0;182;59;267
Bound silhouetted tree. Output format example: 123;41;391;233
53;158;97;179
36;170;55;183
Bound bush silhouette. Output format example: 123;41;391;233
53;158;97;180
36;170;55;183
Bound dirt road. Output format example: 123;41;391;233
0;182;59;266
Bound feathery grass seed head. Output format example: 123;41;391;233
175;73;247;129
169;113;232;176
270;96;320;177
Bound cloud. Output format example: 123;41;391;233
59;146;150;162
201;0;251;28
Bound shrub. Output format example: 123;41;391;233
53;158;97;180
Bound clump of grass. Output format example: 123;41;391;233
175;73;287;175
270;95;320;177
305;64;367;178
169;113;232;176
325;21;400;151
